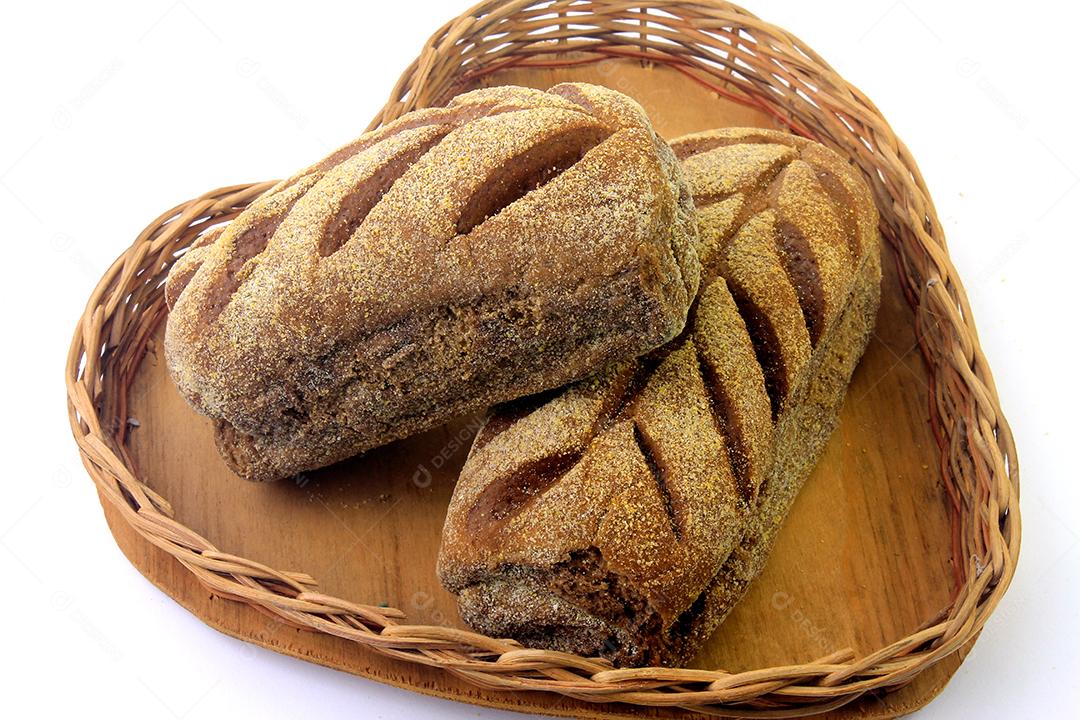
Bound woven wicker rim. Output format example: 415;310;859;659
65;1;1020;715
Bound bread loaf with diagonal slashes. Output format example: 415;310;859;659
164;83;700;481
437;127;882;667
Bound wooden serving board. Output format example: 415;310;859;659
105;59;972;718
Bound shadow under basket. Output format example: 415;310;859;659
65;2;1020;718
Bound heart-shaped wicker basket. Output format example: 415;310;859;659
65;1;1020;716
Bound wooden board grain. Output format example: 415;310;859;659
106;59;973;718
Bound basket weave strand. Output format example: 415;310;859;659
65;1;1020;715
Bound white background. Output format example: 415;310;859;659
2;1;1077;717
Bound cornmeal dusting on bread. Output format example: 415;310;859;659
163;83;700;481
723;209;812;413
681;142;796;200
439;126;883;667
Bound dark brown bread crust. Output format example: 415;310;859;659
437;127;882;667
164;84;700;481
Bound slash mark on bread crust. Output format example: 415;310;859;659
318;130;451;257
811;164;863;260
775;220;826;346
671;132;796;161
455;126;609;235
204;208;293;323
695;347;753;505
633;422;681;541
466;451;582;533
726;283;787;419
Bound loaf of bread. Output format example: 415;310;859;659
164;83;700;481
437;127;882;667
